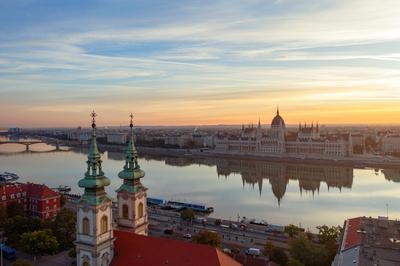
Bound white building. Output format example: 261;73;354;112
215;109;353;158
381;134;400;154
106;133;127;144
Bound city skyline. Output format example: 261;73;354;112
1;0;400;127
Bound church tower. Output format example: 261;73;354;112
116;114;148;235
76;111;114;266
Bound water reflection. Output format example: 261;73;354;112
139;154;356;205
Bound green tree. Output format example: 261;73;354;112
60;193;66;207
284;224;304;238
270;247;288;266
289;232;330;266
288;259;305;266
12;259;33;266
193;230;221;247
0;204;7;226
263;241;274;257
317;225;342;263
4;216;43;246
20;230;59;256
51;208;76;250
7;201;25;217
180;209;195;223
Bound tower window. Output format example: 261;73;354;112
101;215;108;234
138;202;144;219
122;204;129;219
82;217;90;235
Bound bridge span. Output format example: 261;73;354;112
0;140;60;151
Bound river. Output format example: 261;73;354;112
1;136;400;231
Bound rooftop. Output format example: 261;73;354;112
112;230;241;266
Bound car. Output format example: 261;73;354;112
222;248;231;254
164;228;174;235
245;248;261;256
230;223;239;229
183;233;192;239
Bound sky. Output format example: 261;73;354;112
0;0;400;127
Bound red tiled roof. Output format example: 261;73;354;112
112;230;242;266
344;217;362;250
24;183;58;198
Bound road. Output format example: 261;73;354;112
147;207;289;254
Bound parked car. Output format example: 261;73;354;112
245;248;261;256
164;228;174;235
222;248;232;254
184;233;192;239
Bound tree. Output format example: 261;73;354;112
51;208;76;250
284;224;304;238
12;259;33;266
20;230;59;256
0;204;7;226
214;219;222;226
289;232;330;266
7;202;25;217
193;230;221;247
180;209;195;223
263;241;274;257
60;193;66;207
270;247;288;266
288;259;305;266
4;216;43;246
316;225;342;263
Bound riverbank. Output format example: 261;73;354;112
59;140;400;169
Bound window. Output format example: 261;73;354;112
122;204;129;219
82;217;90;235
138;202;144;219
101;215;108;234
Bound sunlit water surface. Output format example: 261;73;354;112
1;136;399;231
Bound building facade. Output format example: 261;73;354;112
0;182;60;219
215;109;353;158
116;115;148;235
76;113;115;266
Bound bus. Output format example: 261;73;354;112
0;244;16;260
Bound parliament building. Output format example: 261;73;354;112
215;109;353;158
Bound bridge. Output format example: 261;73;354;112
0;140;60;151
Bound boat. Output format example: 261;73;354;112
0;172;20;182
165;200;214;213
53;185;71;192
147;197;214;213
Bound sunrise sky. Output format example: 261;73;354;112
0;0;400;127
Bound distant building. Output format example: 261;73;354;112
106;133;128;144
381;134;400;154
215;109;353;158
333;216;400;266
0;182;60;219
8;128;20;134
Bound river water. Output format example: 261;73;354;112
1;136;400;231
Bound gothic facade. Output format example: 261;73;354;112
215;109;353;158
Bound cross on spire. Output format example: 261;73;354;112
91;110;97;129
129;113;134;128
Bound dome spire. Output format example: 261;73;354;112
277;106;279;116
78;111;111;205
116;113;145;193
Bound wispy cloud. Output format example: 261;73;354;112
0;0;400;126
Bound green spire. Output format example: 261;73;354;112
116;113;146;193
78;111;111;205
